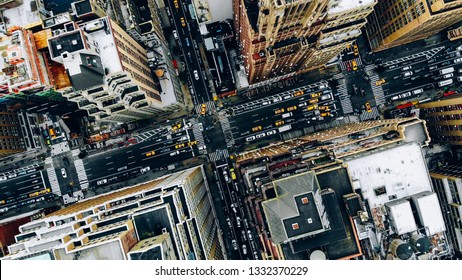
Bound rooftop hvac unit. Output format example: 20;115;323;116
390;239;414;260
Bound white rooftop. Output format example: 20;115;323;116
346;143;433;208
2;0;41;30
79;18;123;74
328;0;376;14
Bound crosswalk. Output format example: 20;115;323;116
333;73;353;114
208;149;229;162
195;101;216;115
381;46;445;67
369;74;386;105
46;167;61;196
360;106;380;121
339;58;362;71
134;127;166;143
218;112;235;148
74;159;89;190
190;119;206;154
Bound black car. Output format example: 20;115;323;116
205;125;214;131
63;157;70;167
204;135;211;143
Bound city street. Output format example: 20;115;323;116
164;0;214;108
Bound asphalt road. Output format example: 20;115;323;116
0;169;49;210
165;0;212;105
82;126;198;189
227;83;340;145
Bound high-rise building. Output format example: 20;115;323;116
419;95;462;145
2;166;225;260
48;17;166;123
430;165;462;256
366;0;462;52
233;0;376;84
0;109;25;158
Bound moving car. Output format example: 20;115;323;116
146;150;155;157
275;120;285;126
252;126;262;132
274;108;285;114
365;102;372;113
286;105;297;112
180;17;186;27
170;150;180;156
172;30;178;40
246;136;256;142
61;168;67;178
200;103;207;115
140;166;151;174
352;60;358;71
97;179;108;185
375;79;386;86
193;70;199;80
174;0;179;9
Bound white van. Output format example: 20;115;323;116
282;112;293;118
438;79;453;87
412;88;423;95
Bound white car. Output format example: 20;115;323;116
170;150;180;156
97;179;108;186
256;132;266;139
246;136;256;142
172;30;178;40
198;123;203;132
454;58;462;63
61;168;67;178
273;96;282;102
193;70;199;80
140;166;150;173
266;130;277;136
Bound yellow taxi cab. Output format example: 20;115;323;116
286;105;297;112
252;126;262;132
174;0;179;9
180;17;186;27
175;143;185;149
275;120;285;126
309;98;319;104
307;104;318;111
353;44;359;56
375;79;386;86
321;112;331;117
318;105;330;111
200;103;207;115
188;140;198;146
146;150;156;157
352;60;358;71
293;91;304;97
230;168;237;180
274;108;285;115
311;92;321;98
365;102;372;113
171;123;182;131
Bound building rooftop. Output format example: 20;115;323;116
328;0;375;14
2;0;41;30
345;142;433;209
263;171;328;244
67;53;105;91
48;30;85;59
79;18;123;74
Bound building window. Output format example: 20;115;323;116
301;197;309;204
292;223;299;230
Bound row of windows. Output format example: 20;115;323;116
432;134;462;142
382;3;426;38
426;114;462;122
421;103;462;114
430;125;462;132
